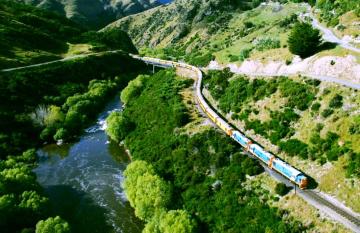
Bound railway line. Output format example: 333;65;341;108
131;54;360;233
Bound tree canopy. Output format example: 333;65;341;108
288;22;321;58
36;216;71;233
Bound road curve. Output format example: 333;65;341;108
300;4;360;53
131;55;360;233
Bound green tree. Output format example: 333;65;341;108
19;191;48;213
121;75;147;104
159;210;195;233
106;112;134;143
288;22;321;58
275;183;290;196
123;161;170;221
44;106;64;127
35;216;71;233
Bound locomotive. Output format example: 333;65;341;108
131;55;308;189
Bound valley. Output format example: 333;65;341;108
0;0;359;232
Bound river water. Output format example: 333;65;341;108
34;96;143;233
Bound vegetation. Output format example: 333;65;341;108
107;69;305;232
36;216;71;233
0;0;83;69
0;51;144;156
0;149;54;233
0;0;138;69
0;3;146;230
275;183;291;196
204;69;360;177
17;0;161;29
316;0;360;26
254;37;281;51
288;22;321;58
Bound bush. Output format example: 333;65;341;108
106;112;135;143
288;22;321;58
321;108;334;118
311;102;321;111
254;37;281;51
36;216;70;233
279;139;308;159
329;94;343;108
275;183;290;196
239;48;253;61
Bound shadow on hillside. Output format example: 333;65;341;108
317;41;337;53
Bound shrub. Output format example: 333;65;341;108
36;216;70;233
279;139;308;159
321;108;334;118
239;48;252;61
254;37;281;51
279;14;298;28
329;94;343;108
275;183;290;196
288;22;321;58
311;102;321;111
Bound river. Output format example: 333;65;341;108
34;96;143;233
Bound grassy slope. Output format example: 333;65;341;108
0;0;84;69
107;1;359;64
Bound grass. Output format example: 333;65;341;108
319;156;360;212
63;43;93;57
276;193;349;233
245;172;349;233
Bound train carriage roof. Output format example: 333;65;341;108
273;158;302;178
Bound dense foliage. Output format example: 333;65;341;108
0;149;69;233
288;22;321;58
0;52;145;157
107;70;305;232
36;216;71;233
124;161;196;233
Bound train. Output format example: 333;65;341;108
131;55;308;189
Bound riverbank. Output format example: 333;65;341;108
35;96;143;233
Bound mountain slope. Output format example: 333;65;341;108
0;0;138;69
0;0;84;68
17;0;162;28
106;0;268;51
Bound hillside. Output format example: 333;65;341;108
106;0;359;68
17;0;162;28
105;0;360;230
203;70;360;212
0;0;138;69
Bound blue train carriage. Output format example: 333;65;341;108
271;158;308;189
231;131;251;148
249;144;274;165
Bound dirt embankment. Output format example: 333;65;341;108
209;55;360;84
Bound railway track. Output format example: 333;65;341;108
132;55;360;232
304;190;360;228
